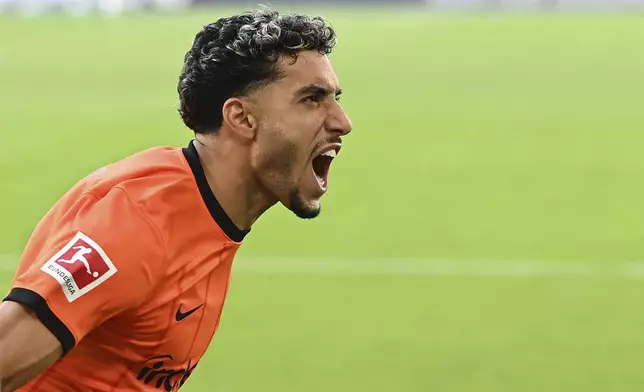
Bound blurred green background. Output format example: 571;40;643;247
2;8;644;391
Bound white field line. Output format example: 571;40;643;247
230;257;644;279
1;254;644;279
0;254;16;269
5;254;644;279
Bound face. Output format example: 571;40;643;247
248;50;353;219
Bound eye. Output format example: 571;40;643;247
304;95;321;103
302;95;323;107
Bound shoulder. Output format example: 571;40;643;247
84;146;194;199
45;144;198;242
74;143;222;244
72;145;201;217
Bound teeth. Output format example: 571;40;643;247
321;150;337;158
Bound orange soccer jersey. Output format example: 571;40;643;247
3;140;248;391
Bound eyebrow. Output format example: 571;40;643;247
295;84;342;98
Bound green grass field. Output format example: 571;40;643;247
2;7;644;391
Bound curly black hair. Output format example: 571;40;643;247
177;8;338;134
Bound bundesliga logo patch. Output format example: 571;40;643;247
41;232;118;303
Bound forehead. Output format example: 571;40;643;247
276;51;340;92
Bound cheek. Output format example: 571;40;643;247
252;133;301;184
252;112;320;181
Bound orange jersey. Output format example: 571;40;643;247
3;141;249;391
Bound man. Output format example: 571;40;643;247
0;7;352;391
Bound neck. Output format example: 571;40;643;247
193;136;275;231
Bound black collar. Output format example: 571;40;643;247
182;140;250;242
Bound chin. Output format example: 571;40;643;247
288;189;321;219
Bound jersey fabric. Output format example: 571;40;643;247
3;140;249;391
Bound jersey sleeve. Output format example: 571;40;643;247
3;187;166;355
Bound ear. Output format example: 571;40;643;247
221;97;257;141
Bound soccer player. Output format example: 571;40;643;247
0;7;352;391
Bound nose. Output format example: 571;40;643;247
326;101;353;136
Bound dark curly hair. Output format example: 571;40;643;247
177;8;338;134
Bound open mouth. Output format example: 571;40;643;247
312;149;337;190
